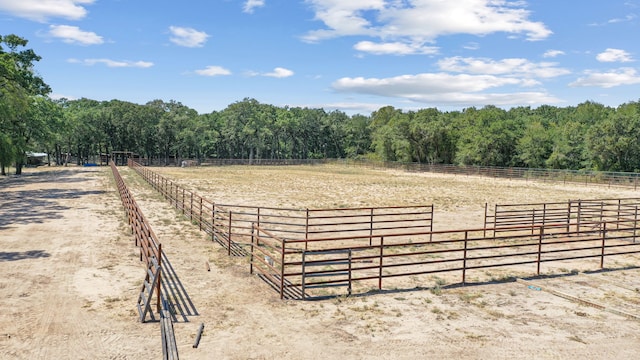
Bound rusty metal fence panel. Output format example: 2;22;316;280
274;221;640;299
128;160;435;255
111;161;162;316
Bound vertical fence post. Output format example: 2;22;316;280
429;205;434;242
157;243;162;314
462;231;468;285
250;224;254;275
378;236;384;290
211;203;216;242
228;211;232;256
199;197;203;231
634;206;638;243
616;200;621;230
600;222;607;269
369;208;374;246
577;200;582;235
566;201;571;233
182;189;186;214
305;209;309;251
483;203;488;237
280;238;286;300
301;251;306;300
175;185;178;210
537;226;544;276
494;204;498;237
190;192;193;221
257;207;261;232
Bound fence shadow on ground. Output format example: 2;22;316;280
296;264;640;301
0;250;50;262
160;251;199;323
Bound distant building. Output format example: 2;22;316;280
26;152;48;166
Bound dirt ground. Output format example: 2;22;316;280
1;165;640;359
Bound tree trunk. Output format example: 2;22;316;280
55;144;61;165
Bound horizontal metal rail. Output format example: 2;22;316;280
252;220;640;299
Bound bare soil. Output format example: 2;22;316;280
1;165;639;359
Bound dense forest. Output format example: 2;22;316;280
3;34;640;175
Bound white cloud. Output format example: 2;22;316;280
301;101;387;114
243;0;265;13
0;0;93;22
596;48;634;62
608;14;637;24
169;26;209;48
49;93;76;101
331;70;564;107
333;73;527;95
543;49;565;58
411;91;562;106
263;67;294;78
48;25;103;45
590;14;637;26
303;1;386;42
569;68;640;88
195;65;232;76
247;67;294;78
68;58;154;68
438;57;570;78
463;42;480;50
354;41;438;55
303;0;552;43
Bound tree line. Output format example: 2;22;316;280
3;34;640;175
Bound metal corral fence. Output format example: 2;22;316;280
252;218;640;300
484;198;640;236
133;156;640;190
127;159;640;300
110;162;179;359
340;159;640;190
111;161;163;312
128;160;434;257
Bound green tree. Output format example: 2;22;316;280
585;101;640;171
0;34;51;174
454;106;521;166
409;108;455;164
342;114;372;158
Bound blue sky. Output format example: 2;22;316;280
1;0;640;115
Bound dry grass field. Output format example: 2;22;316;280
153;163;640;230
1;164;640;359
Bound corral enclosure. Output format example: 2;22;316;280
132;162;640;299
150;162;640;216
